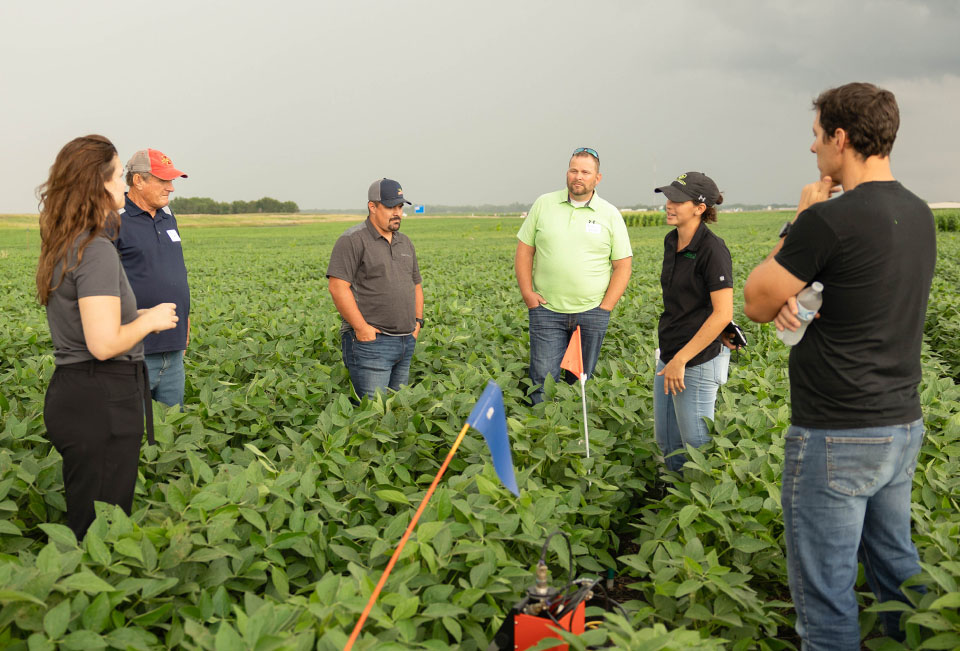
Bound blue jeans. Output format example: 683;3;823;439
144;350;185;408
341;330;416;400
528;305;611;404
654;347;729;472
782;418;925;650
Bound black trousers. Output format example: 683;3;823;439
43;359;153;539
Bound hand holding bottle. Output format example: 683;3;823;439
777;282;823;346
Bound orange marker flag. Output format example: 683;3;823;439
560;326;584;379
560;326;591;458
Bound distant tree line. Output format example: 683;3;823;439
170;196;299;214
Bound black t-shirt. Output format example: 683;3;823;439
775;181;936;428
658;221;734;366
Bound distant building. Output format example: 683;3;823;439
929;202;960;209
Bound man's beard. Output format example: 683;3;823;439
568;182;591;198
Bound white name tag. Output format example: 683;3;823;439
167;229;181;242
585;222;602;234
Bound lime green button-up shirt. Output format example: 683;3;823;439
517;189;632;313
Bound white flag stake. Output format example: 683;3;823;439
579;372;590;458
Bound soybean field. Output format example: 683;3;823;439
0;212;958;650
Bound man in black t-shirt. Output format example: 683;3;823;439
744;83;936;650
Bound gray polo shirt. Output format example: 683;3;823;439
326;218;422;335
46;234;143;364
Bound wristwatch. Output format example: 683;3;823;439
778;221;793;239
415;318;425;327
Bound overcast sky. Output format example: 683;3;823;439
2;0;958;213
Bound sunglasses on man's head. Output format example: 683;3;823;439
572;147;599;161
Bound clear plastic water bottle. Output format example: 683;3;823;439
778;282;824;346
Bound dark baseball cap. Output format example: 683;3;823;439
368;178;412;208
655;172;720;206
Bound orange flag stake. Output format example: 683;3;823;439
343;423;470;651
560;326;590;457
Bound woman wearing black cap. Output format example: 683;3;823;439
652;172;735;472
36;135;179;539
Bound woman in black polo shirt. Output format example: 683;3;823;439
36;135;178;539
652;172;735;472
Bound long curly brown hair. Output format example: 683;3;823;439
36;135;120;305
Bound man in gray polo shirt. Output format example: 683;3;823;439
326;178;423;399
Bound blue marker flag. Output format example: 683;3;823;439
466;381;520;496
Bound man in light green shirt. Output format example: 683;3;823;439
515;147;633;403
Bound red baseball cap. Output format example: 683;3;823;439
125;149;188;181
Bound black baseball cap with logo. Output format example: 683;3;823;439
368;178;412;208
655;172;720;206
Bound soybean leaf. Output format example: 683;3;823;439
375;490;410;505
57;571;116;594
43;598;71;640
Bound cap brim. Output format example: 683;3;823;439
381;198;412;207
654;185;692;203
153;168;187;181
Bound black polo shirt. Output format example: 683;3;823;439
114;194;191;354
326;218;422;335
658;221;733;366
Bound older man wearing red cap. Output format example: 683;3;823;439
115;149;191;407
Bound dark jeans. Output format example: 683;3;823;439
43;361;149;539
340;330;416;399
527;305;611;404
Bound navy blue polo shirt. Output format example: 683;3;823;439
115;194;190;354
